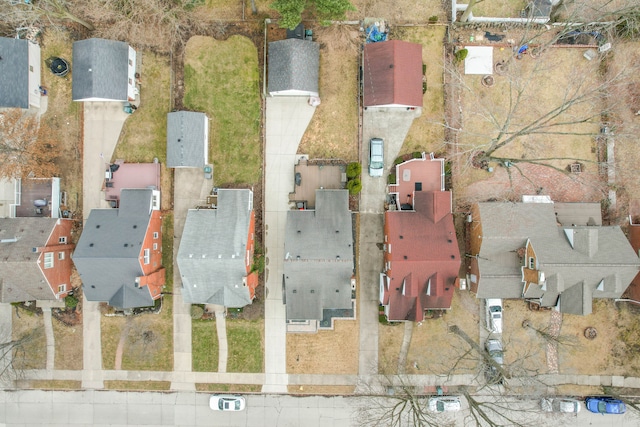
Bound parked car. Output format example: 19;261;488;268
541;397;581;413
585;396;626;414
485;339;504;365
368;138;384;177
484;339;504;384
209;395;246;411
485;298;503;334
428;396;461;413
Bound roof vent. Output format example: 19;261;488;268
293;289;297;293
310;289;315;293
89;243;94;247
399;235;403;239
404;255;407;260
124;243;128;247
96;225;100;228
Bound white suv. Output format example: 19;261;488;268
485;298;503;334
368;138;384;177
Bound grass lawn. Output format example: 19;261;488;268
40;28;82;213
101;297;173;371
53;316;83;370
297;25;359;161
196;383;261;392
227;320;263;373
192;319;219;372
162;213;174;292
12;308;46;370
28;380;81;390
183;35;261;185
397;26;447;156
114;52;171;163
105;381;171;391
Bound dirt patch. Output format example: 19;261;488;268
287;319;359;375
288;385;355;394
11;307;46;371
52;313;83;370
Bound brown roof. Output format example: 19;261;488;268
363;40;423;108
383;191;460;321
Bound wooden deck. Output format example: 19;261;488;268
289;159;347;209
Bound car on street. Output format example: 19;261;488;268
541;397;581;413
484;338;504;384
585;396;626;414
368;137;384;177
428;396;462;412
485;298;503;334
209;395;246;411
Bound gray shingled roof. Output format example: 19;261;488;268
475;202;640;314
0;218;60;302
166;111;208;168
268;39;319;96
72;38;130;101
73;189;155;309
284;190;353;321
0;38;29;108
177;189;253;307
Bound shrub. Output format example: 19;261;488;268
346;162;362;179
455;48;468;62
65;295;79;309
190;305;205;320
428;15;438;23
388;174;396;185
412;151;422;159
346;178;362;195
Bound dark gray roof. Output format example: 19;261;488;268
0;218;60;302
268;39;319;96
72;38;130;101
73;189;155;309
530;0;552;17
0;38;29;108
284;190;353;321
166;111;208;168
554;202;602;226
475;202;640;314
177;190;253;307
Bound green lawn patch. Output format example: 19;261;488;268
192;319;219;372
183;35;261;185
28;380;81;390
227;320;263;373
196;383;261;392
162;213;174;293
105;381;171;391
114;51;171;163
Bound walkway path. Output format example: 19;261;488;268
397;322;413;374
81;102;129;389
41;307;54;370
171;168;214;390
263;97;316;393
207;305;228;373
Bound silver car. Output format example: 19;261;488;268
541;397;581;413
368;138;384;177
428;396;462;412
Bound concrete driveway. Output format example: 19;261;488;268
263;96;316;393
81;101;129;389
357;108;420;378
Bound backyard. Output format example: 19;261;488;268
183;35;262;185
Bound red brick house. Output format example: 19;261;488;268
0;217;75;302
380;191;460;321
73;189;165;309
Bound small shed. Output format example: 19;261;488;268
268;38;319;97
166;111;209;168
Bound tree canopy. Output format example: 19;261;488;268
271;0;356;29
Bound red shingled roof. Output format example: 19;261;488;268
383;191;460;321
363;40;423;108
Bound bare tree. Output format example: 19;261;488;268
0;109;60;179
0;0;94;32
0;324;43;387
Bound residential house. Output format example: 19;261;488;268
380;154;460;322
469;202;640;315
166;111;209;168
177;189;257;307
268;38;320;97
0;177;62;218
104;161;161;208
363;40;423;109
283;190;354;323
72;38;137;102
624;214;640;302
0;37;41;109
0;217;75;302
73;189;164;309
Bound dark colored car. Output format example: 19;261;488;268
585;396;626;414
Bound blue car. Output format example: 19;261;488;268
585;396;626;414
